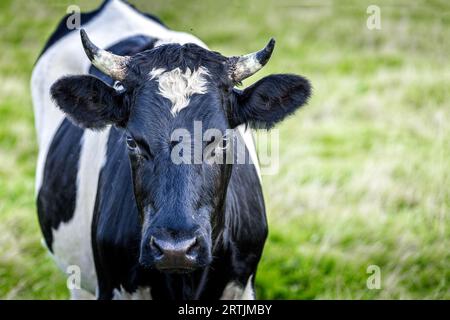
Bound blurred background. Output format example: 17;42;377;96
0;0;448;299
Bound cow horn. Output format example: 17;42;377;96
228;38;275;82
80;29;130;81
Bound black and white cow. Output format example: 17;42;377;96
32;0;311;300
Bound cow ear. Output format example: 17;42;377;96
230;74;311;129
50;75;129;130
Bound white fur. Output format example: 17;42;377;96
51;128;110;293
150;67;209;115
220;275;255;300
113;286;152;300
237;125;261;180
241;275;255;300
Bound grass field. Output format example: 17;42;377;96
0;0;449;299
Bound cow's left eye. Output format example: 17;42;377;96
126;136;138;150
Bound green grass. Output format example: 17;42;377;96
0;0;449;299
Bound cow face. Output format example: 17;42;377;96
51;30;311;273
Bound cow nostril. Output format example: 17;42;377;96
150;236;164;257
185;237;199;257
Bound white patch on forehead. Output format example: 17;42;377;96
150;67;209;116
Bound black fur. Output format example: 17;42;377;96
91;127;142;299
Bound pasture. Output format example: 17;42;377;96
0;0;448;299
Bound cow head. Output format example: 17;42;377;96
51;30;311;273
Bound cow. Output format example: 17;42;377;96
32;0;311;300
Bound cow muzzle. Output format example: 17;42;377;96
140;231;210;273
